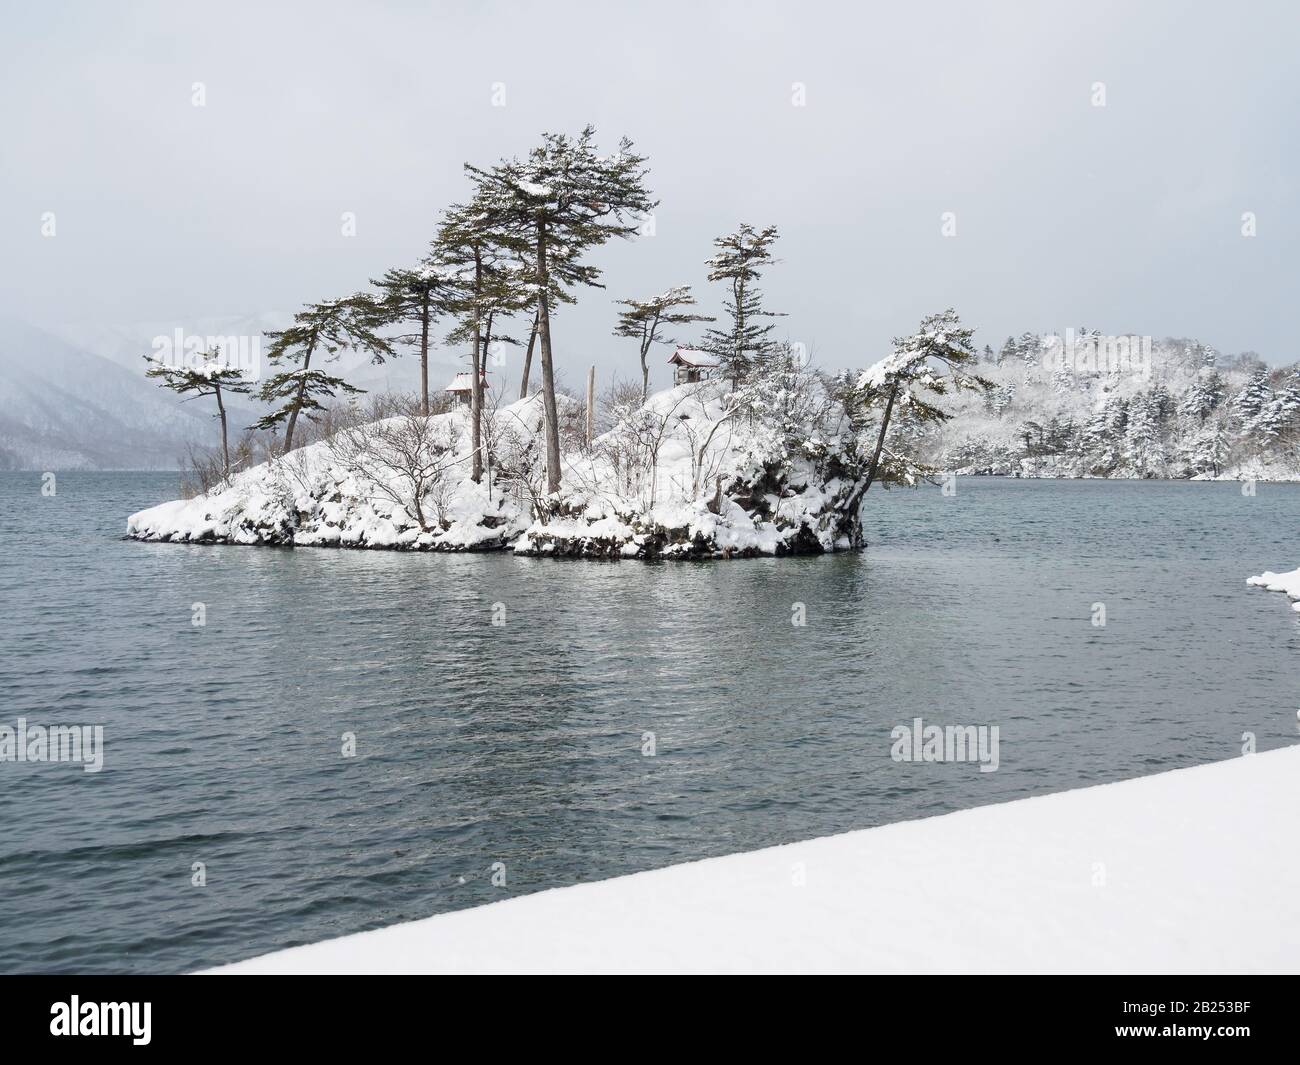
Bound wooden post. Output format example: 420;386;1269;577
585;365;596;447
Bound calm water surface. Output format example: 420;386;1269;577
1;472;1297;972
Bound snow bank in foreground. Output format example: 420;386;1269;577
128;381;869;560
203;747;1300;974
1247;567;1300;612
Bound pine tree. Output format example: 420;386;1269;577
466;126;656;494
1234;368;1272;423
145;348;251;480
613;286;714;401
700;223;784;387
850;308;992;503
514;241;589;399
1180;419;1230;476
1123;396;1165;475
256;295;392;452
1179;368;1225;423
371;260;460;416
1017;331;1040;367
435;200;533;482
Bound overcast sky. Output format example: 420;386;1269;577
3;0;1297;387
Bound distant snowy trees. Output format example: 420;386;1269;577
927;333;1300;478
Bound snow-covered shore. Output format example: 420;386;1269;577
1247;567;1300;611
204;747;1300;974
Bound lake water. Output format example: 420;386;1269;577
2;471;1298;973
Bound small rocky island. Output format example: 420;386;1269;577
129;375;882;561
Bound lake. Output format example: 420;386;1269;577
1;472;1297;973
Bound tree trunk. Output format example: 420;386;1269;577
470;249;484;482
419;290;430;417
732;277;744;391
858;380;900;501
586;365;595;446
215;383;230;479
536;221;561;495
639;311;659;403
283;338;315;453
519;308;539;400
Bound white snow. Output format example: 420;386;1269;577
1247;567;1300;611
128;379;868;559
203;747;1300;974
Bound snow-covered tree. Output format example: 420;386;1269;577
1180;419;1230;476
1017;331;1040;368
145;348;251;480
1234;368;1272;423
701;223;784;387
256;295;392;452
435;199;534;482
848;308;991;502
1123;396;1165;475
1178;368;1225;423
466;126;656;494
613;286;714;400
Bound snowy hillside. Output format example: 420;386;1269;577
127;374;874;559
917;332;1300;481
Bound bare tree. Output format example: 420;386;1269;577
329;416;465;532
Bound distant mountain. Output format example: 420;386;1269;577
0;313;449;470
0;319;258;470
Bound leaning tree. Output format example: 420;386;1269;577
466;126;656;494
846;308;992;511
256;295;393;452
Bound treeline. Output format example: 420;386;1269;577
933;336;1300;478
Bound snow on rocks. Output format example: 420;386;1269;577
1247;567;1300;612
127;381;871;560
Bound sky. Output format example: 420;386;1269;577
2;0;1298;391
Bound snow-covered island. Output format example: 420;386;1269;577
204;747;1300;974
129;376;876;560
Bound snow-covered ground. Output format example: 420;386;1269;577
128;379;869;559
204;747;1300;974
